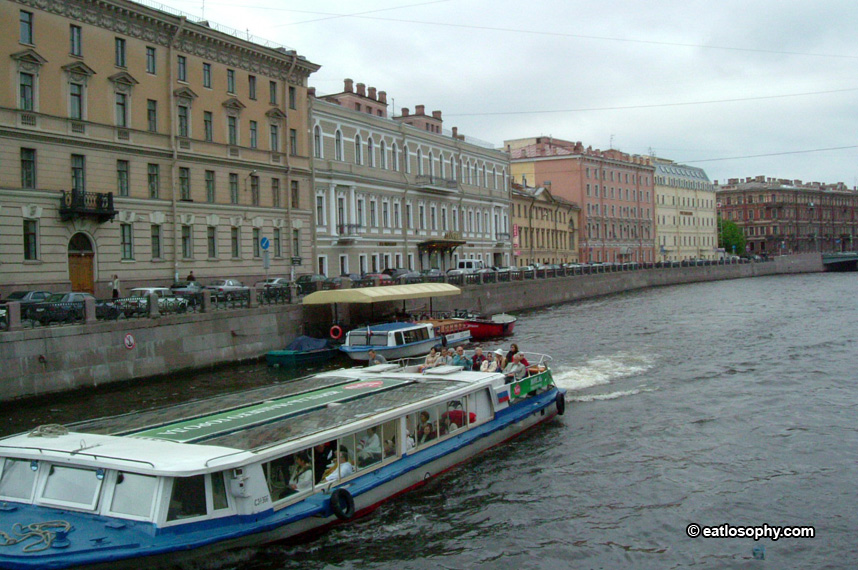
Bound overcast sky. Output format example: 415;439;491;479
164;0;858;187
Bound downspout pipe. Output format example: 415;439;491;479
169;17;187;283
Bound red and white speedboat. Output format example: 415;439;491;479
454;312;517;340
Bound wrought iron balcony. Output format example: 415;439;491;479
495;232;510;243
415;175;458;192
336;223;363;244
59;190;117;223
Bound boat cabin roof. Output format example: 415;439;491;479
1;366;500;474
349;322;432;333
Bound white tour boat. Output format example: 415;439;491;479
0;355;565;569
339;322;470;361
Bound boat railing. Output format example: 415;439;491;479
520;352;553;367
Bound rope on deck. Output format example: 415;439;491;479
0;520;72;552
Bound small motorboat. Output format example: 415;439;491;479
266;335;339;367
453;312;517;340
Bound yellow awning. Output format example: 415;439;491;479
302;283;461;305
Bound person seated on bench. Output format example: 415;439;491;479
503;353;527;384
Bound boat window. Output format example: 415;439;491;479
382;419;398;460
441;399;473;433
370;335;388;346
414;408;438;447
417;327;430;341
110;472;158;519
167;475;207;521
41;465;103;510
348;333;368;345
212;471;230;511
320;437;355;484
356;425;383;469
0;458;37;501
264;448;313;503
403;330;418;344
472;389;492;423
395;332;405;345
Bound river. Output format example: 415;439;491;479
4;272;856;569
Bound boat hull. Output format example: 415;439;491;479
265;348;339;367
339;337;437;361
459;316;516;340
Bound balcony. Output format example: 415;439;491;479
495;232;510;245
336;223;363;244
59;190;117;223
415;175;458;193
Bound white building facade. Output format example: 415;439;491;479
652;159;718;261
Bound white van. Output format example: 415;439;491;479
456;259;485;272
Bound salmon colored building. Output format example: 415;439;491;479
507;137;656;264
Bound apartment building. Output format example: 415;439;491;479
510;182;579;266
508;137;656;263
652;158;718;261
0;0;318;295
310;79;512;275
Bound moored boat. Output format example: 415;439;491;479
265;335;339;368
339;322;440;361
0;355;565;569
455;312;517;340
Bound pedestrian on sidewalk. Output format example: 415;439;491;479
111;274;121;298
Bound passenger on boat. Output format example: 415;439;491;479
484;348;506;372
506;343;529;367
358;426;382;465
323;446;355;482
384;438;396;456
313;442;335;484
289;452;314;493
503;353;527;383
417;422;436;445
440;415;459;435
418;347;440;372
452;346;472;368
367;349;387;366
471;347;487;371
436;348;453;366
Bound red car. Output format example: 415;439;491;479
363;273;395;286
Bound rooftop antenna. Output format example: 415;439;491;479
609;134;615;149
201;0;205;20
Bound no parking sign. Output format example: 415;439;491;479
124;333;136;350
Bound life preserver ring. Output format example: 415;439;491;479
330;325;343;340
556;391;566;415
330;487;355;520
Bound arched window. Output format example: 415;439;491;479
417;149;424;175
451;157;457;181
335;130;343;161
429;152;435;177
439;154;445;179
492;167;497;189
392;143;399;171
404;144;410;173
354;135;362;165
380;140;387;169
314;125;322;158
367;137;374;167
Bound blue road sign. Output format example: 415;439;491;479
260;237;270;251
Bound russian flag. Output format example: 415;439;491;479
497;390;510;404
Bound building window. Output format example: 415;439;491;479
269;81;277;104
21;148;36;189
368;138;375;167
115;92;128;127
393;202;400;228
313;125;322;158
69;25;82;56
383;202;389;228
227;69;235;93
335;131;343;160
177;55;187;81
120;223;133;260
355;135;362;165
288;86;296;109
271;178;280;208
177;105;189;137
179;167;190;200
181;225;193;258
146;46;156;74
117;160;129;197
202;63;211;88
147;163;160;198
316;195;325;225
151;225;161;259
228;116;238;145
273;228;282;257
20;11;34;44
249;120;258;148
71;154;85;192
229;173;239;204
115;38;126;67
23;219;38;260
230;227;240;258
248;75;256;99
253;228;261;257
292;229;300;256
392;144;399;172
147;99;157;132
19;73;34;111
207;226;217;258
203;111;213;141
205;170;215;203
289;128;297;155
380;141;387;169
250;175;259;206
291;180;299;208
270;124;280;152
69;83;83;119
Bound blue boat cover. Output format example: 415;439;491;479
285;335;331;351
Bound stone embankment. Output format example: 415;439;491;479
0;254;822;401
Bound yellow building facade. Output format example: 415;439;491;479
511;183;579;266
0;0;318;295
652;159;718;261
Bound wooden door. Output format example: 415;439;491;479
69;253;94;293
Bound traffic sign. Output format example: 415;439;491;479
260;237;270;251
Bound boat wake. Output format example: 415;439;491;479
552;352;657;401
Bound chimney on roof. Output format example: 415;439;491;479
378;91;387;104
401;108;409;117
368;87;377;100
452;126;458;138
415;104;425;115
344;78;354;92
356;83;366;96
432;110;442;120
308;86;316;98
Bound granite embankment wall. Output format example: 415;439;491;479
0;254;822;401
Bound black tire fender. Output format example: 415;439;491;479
556;391;566;416
330;487;355;520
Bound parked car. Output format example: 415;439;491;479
125;287;190;314
295;274;327;295
170;281;205;296
26;292;100;325
363;273;395;286
0;290;52;305
382;267;412;281
206;279;249;300
254;277;292;290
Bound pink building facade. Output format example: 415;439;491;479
508;137;656;263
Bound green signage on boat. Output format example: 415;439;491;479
130;378;411;443
510;370;553;401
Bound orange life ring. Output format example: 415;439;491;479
330;325;343;340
